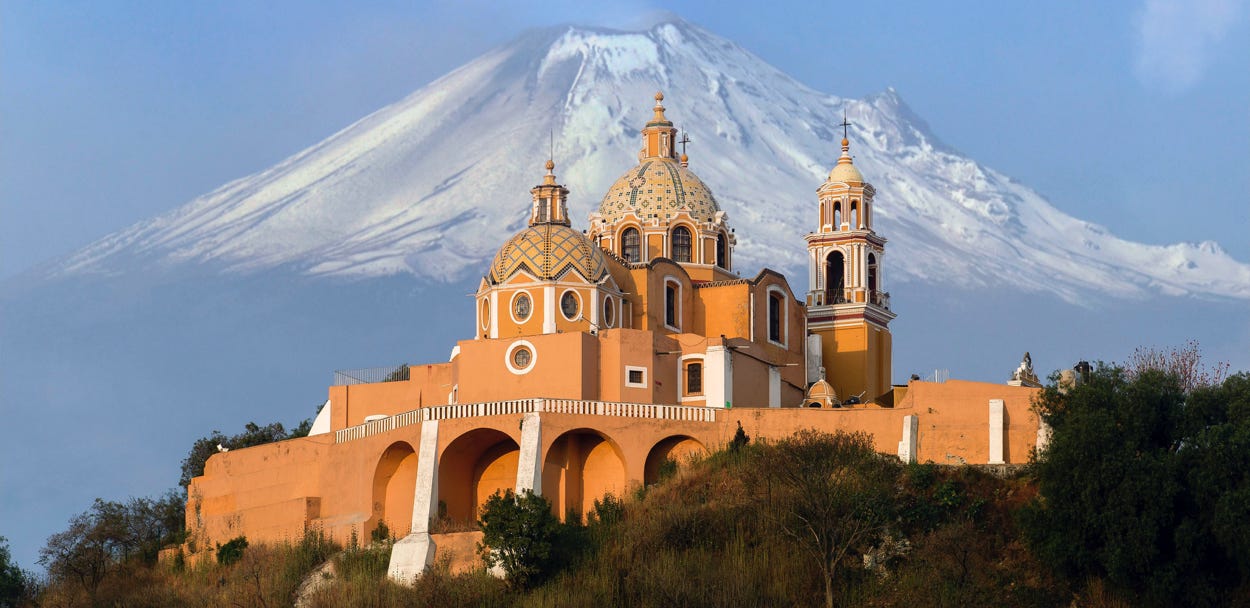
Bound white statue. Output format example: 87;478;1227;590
1010;352;1040;386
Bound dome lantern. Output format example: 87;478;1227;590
528;159;570;227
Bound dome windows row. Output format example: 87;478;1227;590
478;286;627;339
615;224;731;269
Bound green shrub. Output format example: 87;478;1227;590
216;536;248;566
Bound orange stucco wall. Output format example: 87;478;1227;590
188;378;1040;555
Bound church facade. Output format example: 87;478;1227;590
186;93;1044;579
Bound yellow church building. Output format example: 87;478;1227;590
186;92;1045;580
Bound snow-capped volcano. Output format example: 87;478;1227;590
53;18;1250;303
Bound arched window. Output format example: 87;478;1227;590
621;227;641;262
671;226;692;263
850;200;860;229
768;291;784;343
715;233;727;269
825;251;845;304
833;201;842;229
867;253;879;299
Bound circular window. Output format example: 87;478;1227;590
512;292;531;321
480;299;490;330
560;290;580;320
603;297;615;328
504;340;537;375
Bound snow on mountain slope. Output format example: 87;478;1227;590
53;19;1250;303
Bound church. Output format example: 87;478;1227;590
186;92;1045;580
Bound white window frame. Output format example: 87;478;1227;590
765;285;788;348
505;340;537;375
663;276;682;332
559;289;583;321
508;289;534;325
624;365;648;388
602;295;616;328
678;354;706;403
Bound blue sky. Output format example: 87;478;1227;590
1;0;1248;572
1;1;1247;280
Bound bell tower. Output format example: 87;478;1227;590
804;126;896;403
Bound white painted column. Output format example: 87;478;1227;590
768;366;781;408
806;334;823;386
705;346;733;408
515;413;542;494
543;285;556;334
489;291;499;339
388;420;440;583
589;289;599;329
809;248;819;294
988;399;1006;464
897;415;918;464
1035;418;1052;455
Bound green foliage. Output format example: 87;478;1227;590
729;421;750;451
477;490;561;588
0;537;26;608
370;520;392;545
1022;363;1250;606
38;492;187;596
216;536;248;566
382;364;411;383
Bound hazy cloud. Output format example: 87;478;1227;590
1134;0;1242;93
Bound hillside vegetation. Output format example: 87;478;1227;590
12;349;1250;607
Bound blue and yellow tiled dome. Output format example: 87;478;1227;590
598;159;721;225
489;223;608;284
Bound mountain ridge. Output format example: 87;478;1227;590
40;17;1250;303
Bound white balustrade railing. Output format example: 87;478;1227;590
334;397;717;443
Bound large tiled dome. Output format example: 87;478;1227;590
598;158;721;225
489;223;608;283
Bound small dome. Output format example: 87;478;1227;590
808;378;837;402
828;161;864;184
490;223;608;284
827;137;864;184
598;159;720;225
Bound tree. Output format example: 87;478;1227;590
1022;361;1250;606
476;490;560;589
0;537;26;608
38;493;189;597
760;429;900;608
1124;340;1229;392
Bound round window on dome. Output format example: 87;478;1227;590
560;291;580;320
512;347;532;369
512;292;531;321
603;296;615;328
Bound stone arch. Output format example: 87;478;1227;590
825;250;846;304
542;428;627;521
644;435;707;485
715;231;728;269
438;428;520;525
370;441;418;538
